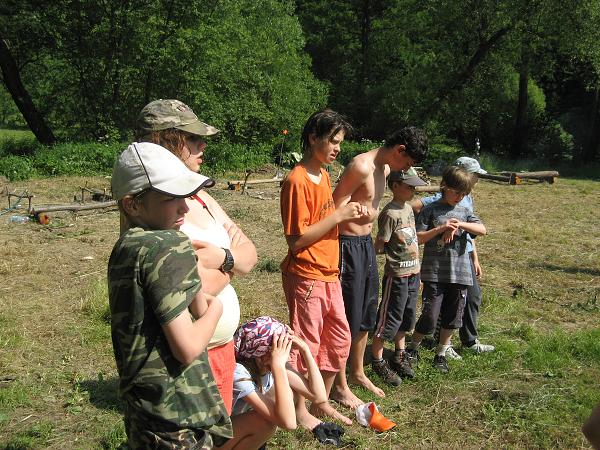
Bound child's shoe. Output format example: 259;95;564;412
371;359;402;386
445;346;462;360
464;339;495;353
432;354;449;373
405;348;420;368
391;351;415;379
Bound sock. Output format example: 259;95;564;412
394;348;405;356
436;344;450;356
372;357;383;364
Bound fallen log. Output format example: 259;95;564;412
30;200;117;214
499;170;559;184
228;177;283;190
477;173;512;183
414;185;440;193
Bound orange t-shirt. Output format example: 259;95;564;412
280;165;339;281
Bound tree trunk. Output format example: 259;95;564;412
511;44;529;159
582;84;600;163
425;26;511;117
0;39;56;145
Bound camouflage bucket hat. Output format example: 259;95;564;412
136;99;220;136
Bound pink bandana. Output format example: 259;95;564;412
234;316;287;359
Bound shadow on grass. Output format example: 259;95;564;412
532;262;600;277
79;377;124;412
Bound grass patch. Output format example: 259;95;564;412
1;421;54;449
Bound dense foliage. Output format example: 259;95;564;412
1;0;600;169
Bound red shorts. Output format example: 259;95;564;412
207;340;235;415
282;272;351;373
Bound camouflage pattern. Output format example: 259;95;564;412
136;99;219;136
108;228;233;446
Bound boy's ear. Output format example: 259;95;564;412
121;195;141;216
395;144;406;154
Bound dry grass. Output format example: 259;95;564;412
0;173;599;449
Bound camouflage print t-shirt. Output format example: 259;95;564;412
107;228;232;445
377;200;420;277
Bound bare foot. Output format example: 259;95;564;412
310;401;353;425
330;386;365;410
296;407;322;431
348;373;385;398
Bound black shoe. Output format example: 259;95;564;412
371;359;402;386
391;351;415;379
432;354;449;373
405;348;420;368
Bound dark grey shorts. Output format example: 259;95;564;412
374;273;420;341
339;234;379;338
414;281;467;334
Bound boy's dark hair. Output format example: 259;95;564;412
440;166;475;195
383;127;428;163
301;109;353;153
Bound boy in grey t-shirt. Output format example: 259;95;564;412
407;166;486;373
371;169;427;386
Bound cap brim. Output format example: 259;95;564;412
402;176;428;187
177;121;220;136
476;168;487;174
152;173;215;198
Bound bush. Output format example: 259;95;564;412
0;155;38;180
0;134;40;156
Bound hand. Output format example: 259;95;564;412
442;228;457;244
192;240;226;270
290;334;310;354
204;292;222;315
338;201;368;222
473;260;482;278
270;333;293;369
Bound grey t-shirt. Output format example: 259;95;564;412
416;200;481;285
377;200;420;277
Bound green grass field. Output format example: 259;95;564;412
0;172;599;449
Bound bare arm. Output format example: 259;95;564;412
286;335;327;405
417;219;460;244
194;259;232;296
200;191;257;275
286;202;366;253
470;239;482;277
458;221;486;236
410;198;425;215
374;236;386;254
162;293;222;366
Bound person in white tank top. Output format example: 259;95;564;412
134;99;258;415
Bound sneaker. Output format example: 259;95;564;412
371;359;402;386
445;346;462;360
405;348;420;368
464;339;495;353
391;351;415;379
432;354;449;374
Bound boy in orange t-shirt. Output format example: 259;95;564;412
280;109;366;430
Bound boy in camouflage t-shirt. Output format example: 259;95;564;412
108;142;232;449
370;169;427;386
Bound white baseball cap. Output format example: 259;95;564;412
111;142;215;200
454;156;487;174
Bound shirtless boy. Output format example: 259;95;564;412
332;127;428;405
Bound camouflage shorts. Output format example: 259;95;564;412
124;414;215;450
